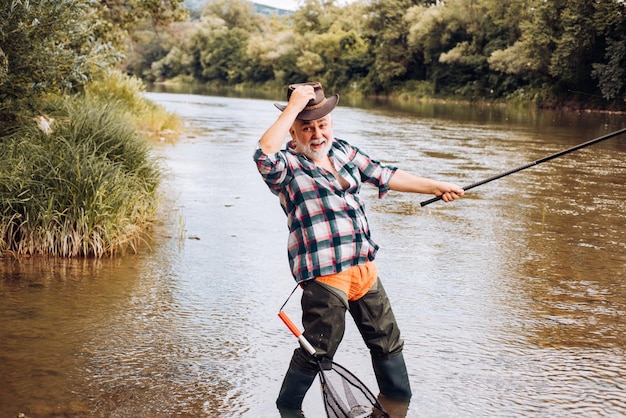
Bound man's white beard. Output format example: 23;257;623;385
298;138;332;161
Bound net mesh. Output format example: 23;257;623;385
318;360;389;418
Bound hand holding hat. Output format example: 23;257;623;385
284;84;318;115
275;82;339;121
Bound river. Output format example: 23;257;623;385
1;91;625;417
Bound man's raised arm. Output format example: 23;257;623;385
259;85;316;154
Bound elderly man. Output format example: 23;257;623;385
254;82;463;416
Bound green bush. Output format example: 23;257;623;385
0;97;163;257
85;68;151;116
85;68;181;139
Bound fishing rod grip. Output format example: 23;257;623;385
420;195;444;207
420;189;469;207
278;311;317;356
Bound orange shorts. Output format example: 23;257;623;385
316;261;378;301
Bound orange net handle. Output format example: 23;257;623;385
278;310;316;356
278;310;301;337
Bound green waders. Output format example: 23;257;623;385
276;278;412;412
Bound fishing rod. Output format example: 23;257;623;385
420;127;626;207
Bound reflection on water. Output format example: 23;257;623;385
1;92;625;417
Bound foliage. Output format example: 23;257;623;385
0;0;117;127
97;0;188;46
592;38;626;100
84;68;181;138
0;0;187;131
0;0;185;259
129;0;626;109
0;95;163;257
364;0;428;92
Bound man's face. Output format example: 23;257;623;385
290;115;334;162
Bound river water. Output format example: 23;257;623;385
1;92;625;417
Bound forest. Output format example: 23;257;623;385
126;0;626;110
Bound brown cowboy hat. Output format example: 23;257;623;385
274;82;339;120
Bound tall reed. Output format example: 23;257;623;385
0;97;163;257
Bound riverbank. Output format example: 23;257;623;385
151;79;626;115
0;71;180;258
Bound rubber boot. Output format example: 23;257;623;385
276;365;317;416
376;393;410;418
372;353;412;401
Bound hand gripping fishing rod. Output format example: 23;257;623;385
420;127;626;207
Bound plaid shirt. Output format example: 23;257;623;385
254;138;397;283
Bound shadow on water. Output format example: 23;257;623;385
1;90;625;417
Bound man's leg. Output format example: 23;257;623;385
276;280;348;411
349;278;412;401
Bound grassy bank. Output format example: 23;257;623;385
0;71;178;257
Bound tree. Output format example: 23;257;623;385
592;38;626;100
291;0;337;35
111;0;625;109
107;0;188;79
202;0;255;30
404;1;475;95
98;0;187;45
0;0;188;129
591;0;626;100
288;0;372;88
246;27;301;84
0;0;116;127
548;0;598;87
199;28;251;83
487;0;564;93
365;0;436;92
432;0;533;97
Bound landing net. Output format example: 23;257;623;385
318;359;389;418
